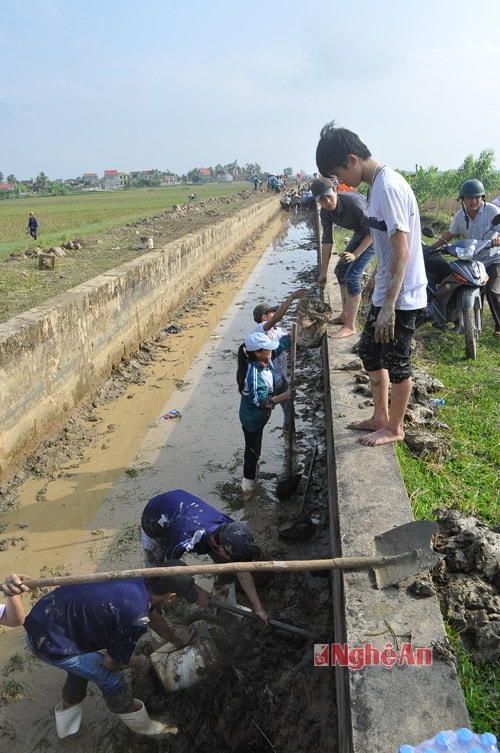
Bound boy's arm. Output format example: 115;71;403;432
235;572;269;623
263;289;307;330
344;234;373;261
374;230;409;343
429;230;454;250
317;242;334;287
0;574;30;627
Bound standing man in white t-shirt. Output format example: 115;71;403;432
316;120;427;447
252;288;306;448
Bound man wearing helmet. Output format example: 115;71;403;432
429;178;500;336
141;489;269;622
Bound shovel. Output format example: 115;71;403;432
210;597;321;640
19;521;442;590
276;323;302;500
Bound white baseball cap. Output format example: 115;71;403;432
244;332;280;352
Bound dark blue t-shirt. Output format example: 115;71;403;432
141;489;232;558
24;580;150;664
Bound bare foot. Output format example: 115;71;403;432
359;427;405;447
329;326;357;340
348;418;386;432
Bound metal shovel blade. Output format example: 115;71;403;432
372;520;443;588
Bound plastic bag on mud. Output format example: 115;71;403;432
296;297;332;348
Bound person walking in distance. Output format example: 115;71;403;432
316;121;426;447
27;211;38;241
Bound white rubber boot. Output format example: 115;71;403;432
55;701;83;738
241;477;255;501
117;700;178;736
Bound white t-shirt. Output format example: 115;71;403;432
449;201;499;240
253;321;288;381
369;167;427;310
449;202;500;267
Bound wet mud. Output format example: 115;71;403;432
0;212;337;752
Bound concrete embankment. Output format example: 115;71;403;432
321;246;470;750
0;196;281;479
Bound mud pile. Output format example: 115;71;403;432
432;509;500;663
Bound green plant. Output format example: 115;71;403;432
0;678;24;701
445;625;499;738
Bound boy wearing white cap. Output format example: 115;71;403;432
252;288;306;447
236;331;292;500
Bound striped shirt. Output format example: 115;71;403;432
319;192;371;245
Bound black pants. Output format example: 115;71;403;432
242;426;263;480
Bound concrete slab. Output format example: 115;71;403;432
322;278;469;753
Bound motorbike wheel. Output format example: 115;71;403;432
464;308;477;360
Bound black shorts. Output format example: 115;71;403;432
358;305;418;383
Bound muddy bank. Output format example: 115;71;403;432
0;215;337;753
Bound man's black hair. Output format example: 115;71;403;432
145;559;199;603
316;121;371;178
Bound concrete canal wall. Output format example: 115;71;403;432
320;215;470;752
0;197;281;479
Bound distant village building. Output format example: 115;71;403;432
0;182;14;191
82;173;99;186
102;170;124;190
197;167;212;181
162;175;180;185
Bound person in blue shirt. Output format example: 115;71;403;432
237;330;292;500
141;489;268;622
23;564;199;739
26;211;39;241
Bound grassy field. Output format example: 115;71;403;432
0;183;270;322
0;183;253;254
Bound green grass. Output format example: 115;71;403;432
396;313;499;737
0;184;268;322
446;625;499;738
0;183;253;253
396;318;500;525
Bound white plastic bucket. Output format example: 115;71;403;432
150;622;222;693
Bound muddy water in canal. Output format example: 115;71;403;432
0;213;337;753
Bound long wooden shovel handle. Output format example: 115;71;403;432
286;322;297;477
19;552;414;589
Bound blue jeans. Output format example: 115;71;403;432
335;233;375;296
25;635;132;712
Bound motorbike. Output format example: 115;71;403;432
421;213;500;359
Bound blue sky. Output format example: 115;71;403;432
1;0;499;181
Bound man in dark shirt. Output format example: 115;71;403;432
27;211;38;240
311;176;374;338
24;565;198;739
141;489;268;622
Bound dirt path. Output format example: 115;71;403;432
0;212;337;752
